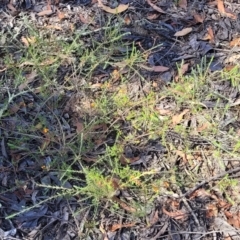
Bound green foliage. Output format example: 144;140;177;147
2;16;240;236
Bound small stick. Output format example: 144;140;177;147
181;166;240;198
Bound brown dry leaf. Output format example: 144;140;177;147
18;71;38;91
97;0;128;14
203;26;215;43
57;9;65;20
21;36;36;47
37;9;53;16
79;13;89;24
149;210;159;225
217;0;226;13
189;188;214;200
197;122;211;132
119;155;140;165
180;63;189;75
110;177;121;190
147;13;160;20
99;224;109;240
175;150;193;164
224;65;236;72
174;27;192;37
112;196;136;213
46;0;51;10
72;119;84;134
124;15;131;25
178;0;187;9
152;81;158;88
152;65;169;72
193;11;205;23
225;211;233;219
225;211;240;228
217;0;236;19
172;109;189;126
146;0;165;13
218;200;231;210
206;203;218;218
162;208;187;220
170;199;180;209
109;222;136;232
111;69;121;82
208;0;217;6
230;38;240;47
7;2;19;15
175;63;189;81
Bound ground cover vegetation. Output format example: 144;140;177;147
1;0;240;239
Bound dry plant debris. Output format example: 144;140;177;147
1;0;240;239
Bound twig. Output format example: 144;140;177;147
176;186;201;228
181;166;240;198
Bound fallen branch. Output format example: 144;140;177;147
182;166;240;198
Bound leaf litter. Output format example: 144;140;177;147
1;0;240;239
